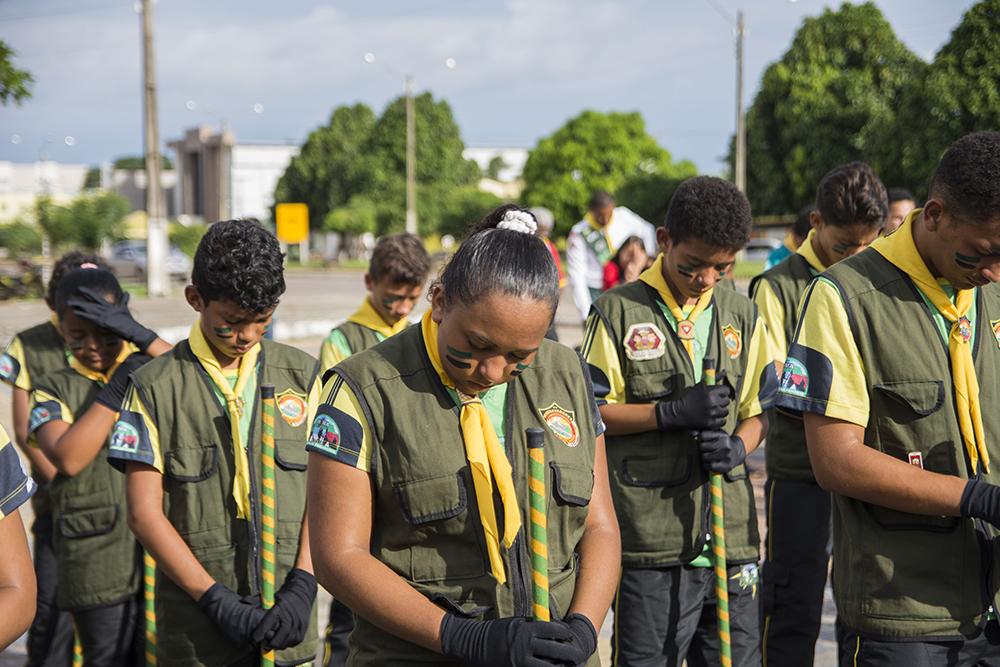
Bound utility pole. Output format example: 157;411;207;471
141;0;169;296
734;10;747;193
404;74;417;235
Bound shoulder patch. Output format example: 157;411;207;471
0;353;19;383
539;403;580;447
722;323;742;359
778;343;833;408
306;403;364;467
623;322;666;361
110;419;140;453
276;388;308;427
29;401;61;433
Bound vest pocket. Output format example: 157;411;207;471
165;445;219;482
548;464;594;571
164;445;227;543
626;371;676;402
395;472;469;524
59;505;119;538
275;438;308;526
620;454;691;487
551;463;593;506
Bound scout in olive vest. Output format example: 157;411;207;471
584;176;778;667
108;220;320;667
317;233;430;667
319;233;431;372
30;267;170;666
778;132;1000;666
307;205;620;667
0;421;39;650
751;162;887;667
0;251;111;667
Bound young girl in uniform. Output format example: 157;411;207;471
306;205;621;666
30;267;169;666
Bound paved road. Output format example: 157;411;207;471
0;269;837;665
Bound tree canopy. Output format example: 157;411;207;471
0;40;32;106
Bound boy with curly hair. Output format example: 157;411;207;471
108;219;320;666
583;176;778;667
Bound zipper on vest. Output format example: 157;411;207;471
510;534;531;618
246;438;262;595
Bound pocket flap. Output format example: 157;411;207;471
165;446;219;483
275;439;308;471
429;592;492;619
874;380;944;416
621;454;690;487
627;371;676;401
395;471;468;525
550;463;593;506
59;505;119;539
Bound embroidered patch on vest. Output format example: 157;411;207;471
277;389;308;427
308;412;341;453
722;323;742;359
0;353;18;383
780;357;809;396
624;322;666;361
908;452;924;469
110;420;140;452
992;319;1000;349
539;403;579;447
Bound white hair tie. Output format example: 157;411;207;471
497;209;537;235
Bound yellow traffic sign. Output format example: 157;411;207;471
276;203;309;243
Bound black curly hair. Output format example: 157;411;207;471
191;219;285;312
46;250;111;309
815;162;888;229
664;176;752;251
930;131;1000;224
438;204;559;314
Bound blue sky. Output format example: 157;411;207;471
0;0;977;174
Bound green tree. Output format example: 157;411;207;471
521;110;696;236
0;40;33;106
323;196;378;236
113;155;175;170
485;155;507;180
0;221;42;255
37;192;130;250
889;0;1000;197
169;223;208;257
739;2;925;214
615;173;694;226
438;186;504;238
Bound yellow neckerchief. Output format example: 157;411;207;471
797;229;828;274
69;343;133;384
420;310;520;584
639;254;714;363
870;208;988;474
347;297;410;338
584;210;616;255
189;321;261;519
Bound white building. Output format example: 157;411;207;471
0;160;89;223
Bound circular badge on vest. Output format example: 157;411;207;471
277;389;308;427
722;323;742;359
780;357;809;396
623;322;666;361
539;403;579;447
308;413;340;453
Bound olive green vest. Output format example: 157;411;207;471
34;367;140;610
593;281;761;567
130;339;319;667
819;251;1000;640
750;254;817;480
333;321;384;356
10;321;68;519
334;325;599;666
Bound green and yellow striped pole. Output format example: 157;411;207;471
72;630;83;666
703;358;732;666
260;385;278;667
143;551;157;665
526;427;550;622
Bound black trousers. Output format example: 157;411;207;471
611;563;762;667
837;621;1000;666
322;598;355;667
761;477;831;666
26;514;76;667
73;591;143;667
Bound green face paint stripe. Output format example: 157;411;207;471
67;340;83;350
832;243;849;254
446;346;473;359
445;355;472;370
955;252;980;268
677;264;695;277
214;326;234;336
516;363;529;370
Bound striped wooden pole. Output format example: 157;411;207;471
143;551;157;665
260;384;278;667
72;630;83;666
526;427;549;622
703;358;732;666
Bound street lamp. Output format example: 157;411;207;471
363;52;456;235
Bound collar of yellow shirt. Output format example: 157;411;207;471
638;254;714;361
347;298;409;339
797;229;828;273
69;343;134;384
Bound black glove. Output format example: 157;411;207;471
696;430;747;474
960;479;1000;529
440;614;586;667
66;287;158;351
95;353;151;410
559;613;598;666
196;583;267;646
251;568;317;650
655;381;732;431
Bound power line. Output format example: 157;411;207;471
702;0;735;27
